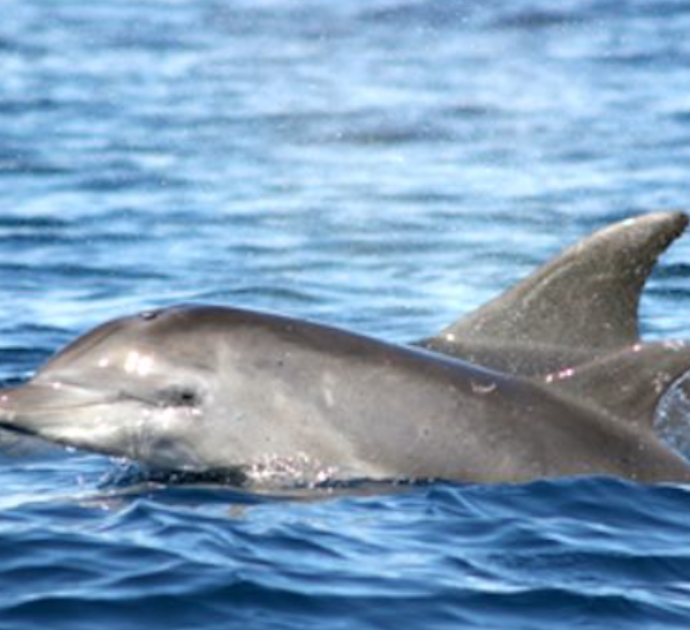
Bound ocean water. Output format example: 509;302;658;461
2;0;690;628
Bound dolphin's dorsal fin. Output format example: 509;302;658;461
546;342;690;430
421;212;688;358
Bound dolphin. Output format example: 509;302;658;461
415;211;690;438
1;213;690;487
0;306;690;486
418;211;690;376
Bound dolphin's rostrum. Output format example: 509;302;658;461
2;213;690;487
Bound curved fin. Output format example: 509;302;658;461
420;212;688;365
545;341;690;430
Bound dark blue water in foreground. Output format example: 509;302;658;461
2;0;690;628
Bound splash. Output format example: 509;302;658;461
655;370;690;459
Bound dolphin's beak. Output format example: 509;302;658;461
0;381;120;441
0;383;54;435
0;380;205;470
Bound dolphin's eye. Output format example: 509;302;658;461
158;386;200;408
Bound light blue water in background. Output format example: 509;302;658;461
2;0;690;628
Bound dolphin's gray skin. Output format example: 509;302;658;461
1;304;690;486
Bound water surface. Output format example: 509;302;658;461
2;0;690;628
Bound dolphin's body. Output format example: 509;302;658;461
2;213;690;487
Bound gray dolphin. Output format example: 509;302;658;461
416;211;690;439
0;308;689;486
2;213;690;487
418;211;689;376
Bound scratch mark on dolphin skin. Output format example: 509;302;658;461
470;381;496;395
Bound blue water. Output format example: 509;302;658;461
2;0;690;627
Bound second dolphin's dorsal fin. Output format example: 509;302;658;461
545;341;690;431
421;212;688;359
